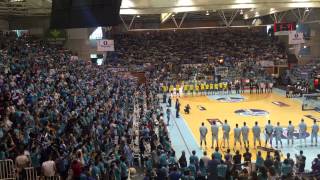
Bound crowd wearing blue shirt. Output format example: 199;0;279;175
0;27;319;180
149;147;320;180
0;33;173;180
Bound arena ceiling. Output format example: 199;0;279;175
0;0;319;29
0;0;319;16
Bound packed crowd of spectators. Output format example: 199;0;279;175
144;147;320;180
287;61;320;93
108;28;286;83
1;27;319;180
0;32;173;179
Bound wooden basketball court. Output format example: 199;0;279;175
176;91;320;159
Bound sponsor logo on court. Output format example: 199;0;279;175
281;129;310;139
197;105;206;111
210;95;244;102
234;109;269;116
304;115;320;122
272;101;290;107
217;97;244;102
207;118;223;125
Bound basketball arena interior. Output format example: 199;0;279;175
1;0;320;180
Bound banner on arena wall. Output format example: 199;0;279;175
97;39;114;51
214;67;228;77
288;31;305;44
107;67;129;72
45;29;67;44
259;61;274;67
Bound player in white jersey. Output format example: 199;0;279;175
275;122;283;148
211;121;219;149
234;124;242;149
222;119;231;148
241;122;250;148
287;121;295;145
199;122;208;148
173;87;177;97
252;121;261;148
311;119;319;146
299;119;307;147
265;120;274;147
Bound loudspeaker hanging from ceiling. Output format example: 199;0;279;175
50;0;122;29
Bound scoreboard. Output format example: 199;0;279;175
274;22;296;32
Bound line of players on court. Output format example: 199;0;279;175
161;81;274;97
199;119;319;150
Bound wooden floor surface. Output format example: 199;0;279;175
177;92;320;159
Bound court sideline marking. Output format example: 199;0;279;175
162;103;202;158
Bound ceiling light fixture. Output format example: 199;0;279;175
206;10;210;16
10;0;24;2
270;8;275;13
136;15;140;18
305;8;309;12
240;9;243;15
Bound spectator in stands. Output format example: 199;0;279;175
243;148;252;163
257;166;268;180
264;151;274;169
207;153;219;179
311;155;320;173
200;151;210;168
41;155;56;177
255;151;264;170
71;159;83;180
233;150;242;170
281;159;293;178
178;151;187;169
296;150;306;173
213;147;222;162
15;149;31;175
169;165;182;180
0;144;6;160
218;161;228;180
189;150;199;170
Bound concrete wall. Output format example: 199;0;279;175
7;16;50;37
309;23;320;58
64;28;100;60
0;19;9;30
8;16;50;30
